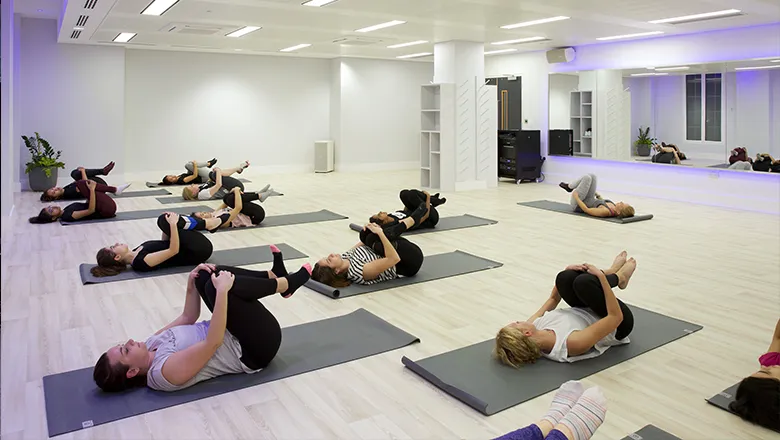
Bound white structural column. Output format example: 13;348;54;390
432;40;497;191
1;0;16;219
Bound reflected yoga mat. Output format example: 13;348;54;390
708;163;730;169
59;206;212;225
210;210;348;233
79;243;307;284
305;250;502;299
42;308;420;437
348;214;497;235
110;189;173;198
146;178;250;188
402;306;702;415
620;425;683;440
518;200;653;224
707;384;780;433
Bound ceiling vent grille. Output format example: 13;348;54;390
84;0;98;10
163;24;227;35
71;30;82;39
76;15;89;27
332;36;383;46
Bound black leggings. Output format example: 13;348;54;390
223;192;265;225
208;170;245;192
399;189;439;228
70;168;107;185
554;269;634;340
155;214;214;267
359;222;424;277
194;266;281;371
651;152;675;164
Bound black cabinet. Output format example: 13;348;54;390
549;129;574;156
498;130;544;182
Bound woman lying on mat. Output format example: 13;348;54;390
312;203;429;287
40;162;128;201
559;174;634;219
495;252;636;366
30;180;131;224
651;142;687;165
93;254;313;392
189;186;281;231
160;158;218;185
369;189;445;231
182;163;249;201
90;212;213;277
495;381;608;440
730;318;780;431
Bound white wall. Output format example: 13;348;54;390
549;74;578;129
772;71;780;157
124;50;330;177
625;77;653;145
733;70;771;154
19;18;125;188
336;58;432;170
1;2;15;218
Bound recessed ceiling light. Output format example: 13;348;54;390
654;66;690;71
387;40;428;49
234;49;243;51
484;48;518;55
771;60;780;63
226;26;261;38
734;65;780;71
631;72;668;77
280;43;311;52
501;16;570;29
396;52;432;59
491;36;546;45
597;31;664;41
355;20;406;33
302;0;339;6
141;0;179;16
113;32;137;43
648;9;742;24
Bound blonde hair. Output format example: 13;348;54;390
182;187;197;200
618;204;635;219
494;326;541;368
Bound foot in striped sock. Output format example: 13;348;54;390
269;244;288;278
541;380;585;427
557;386;607;440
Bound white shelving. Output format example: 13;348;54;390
570;91;594;157
420;84;454;190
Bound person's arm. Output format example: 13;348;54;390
572;192;610;218
221;188;243;226
527;286;562;322
182;160;200;183
153;264;215;335
672;151;681;165
566;265;624;356
69;180;98;220
362;225;401;281
78;167;88;181
207;169;223;198
768;318;780;353
143;213;181;268
160;271;232;386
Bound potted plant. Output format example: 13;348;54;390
634;126;655;157
23;133;65;191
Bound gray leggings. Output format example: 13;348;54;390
184;159;213;181
728;161;752;171
569;174;599;211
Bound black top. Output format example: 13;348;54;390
61;182;81;200
176;173;203;185
372;210;408;227
60;202;99;222
131;241;171;272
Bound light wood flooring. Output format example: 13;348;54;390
2;170;779;440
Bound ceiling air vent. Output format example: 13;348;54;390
76;15;89;27
71;30;82;39
332;36;383;46
162;23;228;36
84;0;98;10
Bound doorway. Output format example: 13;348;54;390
487;77;522;130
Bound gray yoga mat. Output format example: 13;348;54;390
209;209;348;233
110;189;172;198
42;308;420;437
306;250;502;299
708;163;730;169
402;306;702;415
621;425;682;440
348;214;497;235
146;178;250;188
59;205;212;225
79;243;307;285
518;200;653;224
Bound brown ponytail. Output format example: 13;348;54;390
93;352;146;392
90;248;128;277
311;263;351;288
29;208;56;224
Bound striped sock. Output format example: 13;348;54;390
541;381;585;427
558;387;607;440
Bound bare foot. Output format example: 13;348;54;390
605;251;627;275
617;258;636;290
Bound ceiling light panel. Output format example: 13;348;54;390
355;20;406;33
597;31;664;41
226;26;261;38
501;16;570;29
649;9;742;24
491;36;546;45
113;32;136;43
396;52;432;59
302;0;339;6
141;0;179;16
484;49;518;55
387;40;428;49
280;43;311;52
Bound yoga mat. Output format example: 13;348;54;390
621;425;682;440
42;308;420;437
706;383;780;433
110;189;172;198
402;306;702;415
209;209;348;233
146;178;250;188
306;250;502;299
708;163;730;169
518;200;653;224
60;206;212;225
348;214;497;235
155;195;210;205
79;243;307;285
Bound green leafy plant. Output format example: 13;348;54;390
634;126;656;147
23;133;65;177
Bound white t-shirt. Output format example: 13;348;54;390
533;308;630;363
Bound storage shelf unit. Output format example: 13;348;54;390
420;84;454;189
570;91;593;157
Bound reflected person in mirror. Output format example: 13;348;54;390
559;174;635;219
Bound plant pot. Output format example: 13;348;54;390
28;167;59;191
635;144;652;157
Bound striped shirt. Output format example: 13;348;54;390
342;246;397;285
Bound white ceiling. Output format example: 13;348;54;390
43;0;780;60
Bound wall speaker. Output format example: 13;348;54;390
546;47;576;64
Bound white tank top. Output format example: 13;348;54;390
533;308;630;363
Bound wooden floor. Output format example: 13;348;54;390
2;170;778;440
